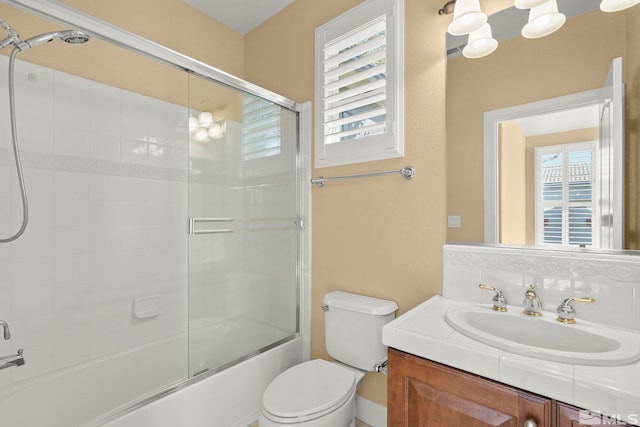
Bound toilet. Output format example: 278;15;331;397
259;291;398;427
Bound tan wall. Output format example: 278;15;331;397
446;8;631;244
499;121;527;244
61;0;245;79
0;1;245;111
245;0;448;407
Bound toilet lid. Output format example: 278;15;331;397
262;359;356;421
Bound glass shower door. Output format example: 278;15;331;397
187;75;300;376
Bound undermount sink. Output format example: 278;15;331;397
445;305;640;366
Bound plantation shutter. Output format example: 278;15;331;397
242;96;281;161
322;17;387;145
535;142;597;247
314;0;403;168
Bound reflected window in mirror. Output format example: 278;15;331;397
534;142;597;247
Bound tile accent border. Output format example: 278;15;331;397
444;244;640;282
443;243;640;330
0;148;188;182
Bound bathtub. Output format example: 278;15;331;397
102;338;303;427
0;329;303;426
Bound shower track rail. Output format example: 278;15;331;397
1;0;301;112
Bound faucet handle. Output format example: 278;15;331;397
556;297;595;324
478;284;508;312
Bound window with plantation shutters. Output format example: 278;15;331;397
534;141;599;248
315;0;403;168
242;95;281;161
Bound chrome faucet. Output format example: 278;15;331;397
0;320;11;340
0;349;25;371
0;320;26;371
556;297;595;324
523;284;543;317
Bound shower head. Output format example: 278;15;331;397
59;30;91;45
22;30;90;50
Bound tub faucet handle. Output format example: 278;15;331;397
478;284;507;312
0;320;10;340
556;297;595;324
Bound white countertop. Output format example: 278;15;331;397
383;295;640;426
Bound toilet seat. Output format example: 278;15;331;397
262;359;356;424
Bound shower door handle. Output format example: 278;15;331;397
188;218;234;235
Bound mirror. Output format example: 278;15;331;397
445;1;640;250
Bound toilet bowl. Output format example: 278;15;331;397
259;359;365;427
259;291;398;427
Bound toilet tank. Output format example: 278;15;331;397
323;291;398;371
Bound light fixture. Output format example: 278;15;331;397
462;23;498;58
521;0;565;39
189;110;227;143
188;116;198;133
193;127;210;143
197;111;214;128
514;0;547;9
207;121;226;139
447;0;487;36
438;0;457;15
600;0;640;12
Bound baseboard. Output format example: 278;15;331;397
356;396;387;427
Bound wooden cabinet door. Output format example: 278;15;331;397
557;402;632;427
388;348;551;427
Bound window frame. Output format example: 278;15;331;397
314;0;404;168
534;141;600;248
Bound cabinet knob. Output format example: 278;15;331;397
523;419;538;427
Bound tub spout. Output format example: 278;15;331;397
0;320;10;340
0;349;25;371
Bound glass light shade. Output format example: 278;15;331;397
188;116;199;133
521;0;566;39
208;123;224;139
193;128;210;143
462;24;498;59
600;0;640;11
197;111;214;128
514;0;548;9
447;0;487;36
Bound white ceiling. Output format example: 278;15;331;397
516;104;600;137
183;0;294;34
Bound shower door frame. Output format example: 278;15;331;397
1;0;311;418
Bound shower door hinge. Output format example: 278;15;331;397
294;217;304;230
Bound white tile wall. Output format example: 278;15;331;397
0;55;189;390
443;244;640;331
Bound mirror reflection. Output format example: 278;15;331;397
445;1;640;250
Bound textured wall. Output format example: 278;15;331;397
244;0;449;406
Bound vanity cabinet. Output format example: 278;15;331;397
556;402;632;427
388;349;633;427
388;348;551;426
